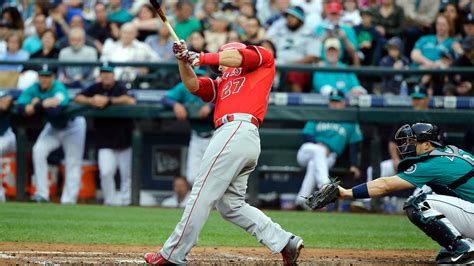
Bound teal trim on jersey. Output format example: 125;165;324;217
413;35;455;66
397;147;474;203
313;62;361;94
165;82;214;133
17;80;70;129
302;121;363;156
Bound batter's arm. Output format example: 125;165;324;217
338;175;415;199
178;60;200;93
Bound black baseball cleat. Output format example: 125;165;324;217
436;240;474;264
281;235;304;266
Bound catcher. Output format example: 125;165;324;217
306;122;474;264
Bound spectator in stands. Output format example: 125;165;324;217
161;68;214;185
0;20;11;54
291;0;323;30
17;66;86;204
242;16;265;45
342;0;362;27
188;30;208;53
227;30;242;43
173;0;202;41
22;13;47;55
59;27;98;88
101;23;159;83
371;0;404;40
313;38;366;96
315;1;360;65
379;37;410;94
50;2;83;40
411;14;463;69
88;2;111;49
442;2;463;37
1;6;24;33
31;29;59;60
397;0;440;57
295;89;363;209
256;0;290;28
195;0;219;31
205;12;231;52
444;36;474;96
161;176;191;208
74;65;136;206
132;4;161;42
367;84;430;184
0;32;29;73
56;15;97;50
145;23;175;61
354;8;382;65
266;6;321;92
463;13;474;38
108;0;133;24
23;2;52;37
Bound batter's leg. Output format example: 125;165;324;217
98;148;118;205
117;147;132;205
59;117;86;204
216;166;292;253
159;122;255;264
32;124;61;201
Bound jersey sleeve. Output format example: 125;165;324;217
195;77;217;103
17;85;35;105
414;36;427;50
238;45;274;71
53;82;70;106
349;123;363;144
302;121;316;136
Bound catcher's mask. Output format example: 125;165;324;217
210;42;247;75
394;123;442;158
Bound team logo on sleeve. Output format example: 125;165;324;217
404;165;417;174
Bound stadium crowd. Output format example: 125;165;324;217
0;0;473;209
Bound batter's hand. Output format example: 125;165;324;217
173;103;188;121
184;51;201;66
173;40;188;61
198;104;212;119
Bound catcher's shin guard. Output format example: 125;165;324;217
403;193;464;252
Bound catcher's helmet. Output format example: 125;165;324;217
394;122;442;158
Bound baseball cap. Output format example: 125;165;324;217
386;36;403;51
409;84;428;99
464;13;474;24
329;89;345;101
38;64;53;76
100;65;115;73
462;36;474;51
327;2;343;14
324;38;341;50
285;6;305;22
360;7;372;16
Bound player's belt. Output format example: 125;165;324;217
214;113;260;129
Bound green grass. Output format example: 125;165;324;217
0;203;437;250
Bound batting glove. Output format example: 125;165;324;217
184;51;202;66
173;40;188;61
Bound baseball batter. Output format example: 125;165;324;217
296;90;362;208
161;69;214;185
144;41;303;265
17;66;86;204
337;123;474;264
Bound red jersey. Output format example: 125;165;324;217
192;45;275;124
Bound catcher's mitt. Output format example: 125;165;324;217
305;179;340;210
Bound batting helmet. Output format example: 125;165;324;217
218;42;247;52
394;123;442;158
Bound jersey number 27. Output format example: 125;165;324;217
221;77;246;100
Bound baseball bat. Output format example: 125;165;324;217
149;0;180;42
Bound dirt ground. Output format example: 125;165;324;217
0;242;436;265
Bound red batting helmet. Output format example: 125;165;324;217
218;42;247;52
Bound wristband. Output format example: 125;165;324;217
352;183;370;199
200;52;220;65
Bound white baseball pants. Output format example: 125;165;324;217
32;117;86;203
186;131;211;185
98;147;132;206
160;121;292;264
296;143;337;203
366;159;397;181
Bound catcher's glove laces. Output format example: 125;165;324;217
304;178;340;210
